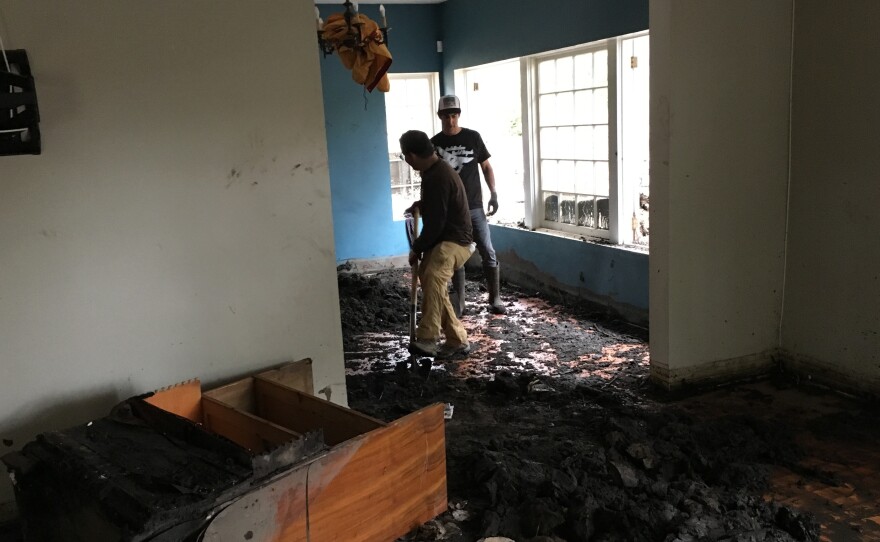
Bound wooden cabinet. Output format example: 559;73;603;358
3;360;447;541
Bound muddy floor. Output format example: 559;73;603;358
338;267;880;542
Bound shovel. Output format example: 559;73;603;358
404;208;420;340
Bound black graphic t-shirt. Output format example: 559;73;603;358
431;128;491;210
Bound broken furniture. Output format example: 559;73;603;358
3;360;447;541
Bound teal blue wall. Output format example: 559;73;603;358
490;227;649;319
321;1;650;314
321;4;441;262
439;0;649;93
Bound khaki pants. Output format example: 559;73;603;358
417;241;472;344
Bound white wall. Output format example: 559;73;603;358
0;0;345;508
650;1;793;385
782;1;880;392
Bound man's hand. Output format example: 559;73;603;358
404;201;421;216
408;250;420;267
487;191;499;216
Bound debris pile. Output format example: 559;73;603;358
338;269;820;542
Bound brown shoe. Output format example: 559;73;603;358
408;339;437;357
436;341;471;359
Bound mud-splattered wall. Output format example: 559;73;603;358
0;0;345;511
783;1;880;395
649;1;793;388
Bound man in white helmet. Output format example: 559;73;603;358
431;95;506;316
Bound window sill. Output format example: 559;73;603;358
489;221;649;254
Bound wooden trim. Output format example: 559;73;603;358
253;376;385;446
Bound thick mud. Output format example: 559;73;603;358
338;268;821;542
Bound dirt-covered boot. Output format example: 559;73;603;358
485;265;506;314
449;267;466;318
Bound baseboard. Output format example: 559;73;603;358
650;349;778;392
777;350;880;400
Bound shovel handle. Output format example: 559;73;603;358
409;208;419;340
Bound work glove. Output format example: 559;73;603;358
487;191;499;216
404;201;421;216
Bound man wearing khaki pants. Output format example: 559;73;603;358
401;130;474;359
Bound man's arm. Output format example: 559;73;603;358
481;159;499;216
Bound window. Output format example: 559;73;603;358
536;46;610;235
384;73;440;220
452;31;650;247
457;60;525;226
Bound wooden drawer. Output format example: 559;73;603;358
3;360;447;541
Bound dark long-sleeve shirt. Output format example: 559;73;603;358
412;159;472;255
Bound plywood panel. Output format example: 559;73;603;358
202;396;299;453
200;465;310;542
203;377;256;412
253;376;384;445
256;359;314;395
143;379;203;423
303;403;447;542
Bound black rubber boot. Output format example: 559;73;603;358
449;267;466;318
485;265;506;314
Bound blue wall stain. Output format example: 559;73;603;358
321;1;650;312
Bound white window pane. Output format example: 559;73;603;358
541;160;558;191
560;194;577;224
556;91;574;125
558;160;575;193
594;49;608;86
577;195;595;227
574;90;591;125
556;56;573;91
593;88;608;125
540;127;557;159
574;53;593;89
543;192;560;222
539;59;556;94
574;160;594;194
574;126;591;160
594;161;609;196
594;126;608;160
539;94;556;127
557;126;574;159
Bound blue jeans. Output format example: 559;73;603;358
470;208;497;268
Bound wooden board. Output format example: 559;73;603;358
305;403;447;542
256;358;314;395
202;395;300;453
199;403;447;542
203;377;256;412
143;378;203;423
200;465;310;542
253;376;385;446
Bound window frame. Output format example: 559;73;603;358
520;31;648;245
385;72;441;221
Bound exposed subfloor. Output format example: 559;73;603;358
1;269;876;541
338;267;880;542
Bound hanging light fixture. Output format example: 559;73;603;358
315;1;393;93
316;1;389;58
